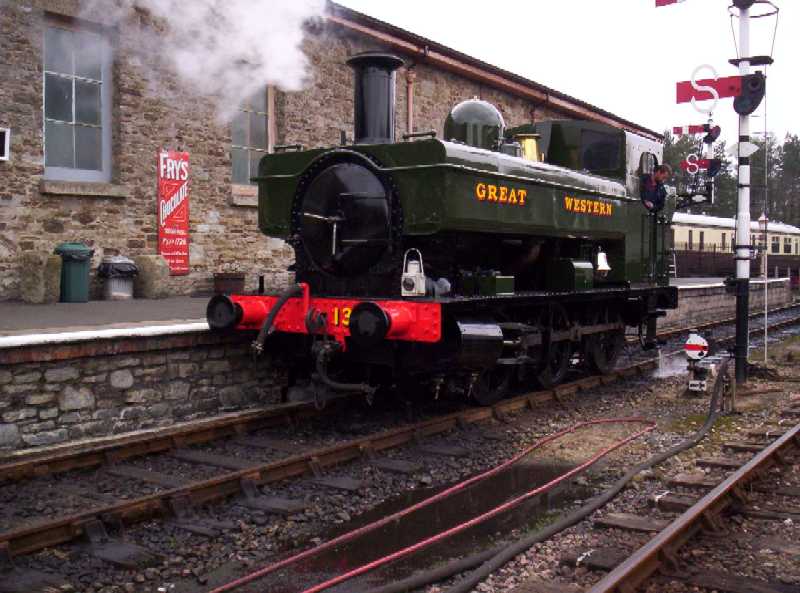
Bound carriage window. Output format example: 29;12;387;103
688;230;693;250
580;130;621;173
785;237;792;254
771;236;780;254
699;231;705;251
721;233;726;251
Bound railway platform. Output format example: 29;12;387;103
0;296;207;339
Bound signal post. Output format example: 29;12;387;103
667;0;774;384
733;0;752;385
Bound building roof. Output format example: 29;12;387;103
327;3;662;141
672;212;800;235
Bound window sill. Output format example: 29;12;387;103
230;184;258;207
39;180;131;199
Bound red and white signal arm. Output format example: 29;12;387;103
685;333;709;360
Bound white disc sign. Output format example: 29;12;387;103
685;333;709;360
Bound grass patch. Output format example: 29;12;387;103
668;412;738;434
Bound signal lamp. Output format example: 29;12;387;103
734;72;766;116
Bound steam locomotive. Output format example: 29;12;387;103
207;52;678;404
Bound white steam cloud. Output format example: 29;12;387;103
84;0;324;120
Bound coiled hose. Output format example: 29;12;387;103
251;284;303;356
363;359;730;593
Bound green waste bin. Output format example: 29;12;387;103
54;242;95;303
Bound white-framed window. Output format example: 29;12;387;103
43;25;112;182
231;90;269;185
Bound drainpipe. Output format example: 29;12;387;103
405;67;416;135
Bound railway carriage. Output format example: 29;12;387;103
207;52;678;404
671;213;800;283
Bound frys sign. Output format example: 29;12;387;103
157;150;190;275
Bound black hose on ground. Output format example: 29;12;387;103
362;360;730;593
251;284;303;356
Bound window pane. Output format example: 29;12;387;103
75;81;101;125
249;90;267;114
250;150;265;183
232;148;249;184
231;111;247;147
45;27;73;74
74;31;103;80
45;74;73;122
45;121;74;168
75;126;101;170
249;112;267;150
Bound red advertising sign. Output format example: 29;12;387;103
157;150;190;275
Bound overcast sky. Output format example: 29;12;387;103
336;0;795;147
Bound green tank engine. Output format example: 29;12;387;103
208;52;677;403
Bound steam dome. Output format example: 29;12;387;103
444;98;505;150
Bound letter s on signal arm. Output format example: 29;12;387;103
690;64;719;115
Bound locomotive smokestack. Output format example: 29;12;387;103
346;52;404;144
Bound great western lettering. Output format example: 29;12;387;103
563;196;613;217
475;182;527;206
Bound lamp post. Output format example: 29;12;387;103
758;212;768;364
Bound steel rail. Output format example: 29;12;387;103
0;361;659;558
0;400;333;483
627;301;800;344
587;421;800;593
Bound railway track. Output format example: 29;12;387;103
0;307;799;593
587;415;800;593
0;360;656;561
494;396;800;593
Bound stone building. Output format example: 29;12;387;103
0;0;660;302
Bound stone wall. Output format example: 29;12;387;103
660;279;792;331
0;1;570;301
0;331;283;452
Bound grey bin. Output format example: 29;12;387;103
97;256;138;300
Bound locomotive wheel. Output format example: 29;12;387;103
534;305;571;389
585;329;625;375
472;366;512;406
535;342;570;389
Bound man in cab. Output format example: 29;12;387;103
640;164;672;212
